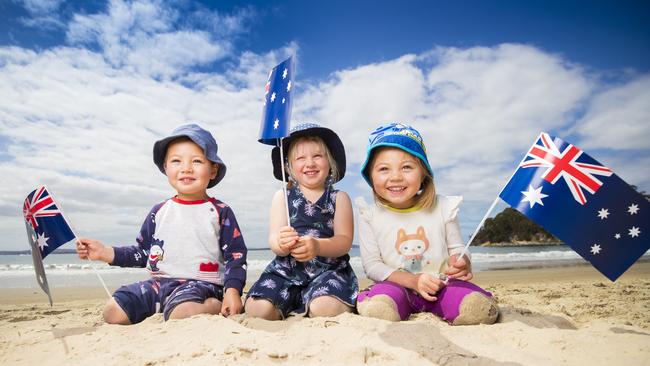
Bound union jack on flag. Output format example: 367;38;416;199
520;132;613;205
23;186;75;258
499;132;649;281
24;186;62;230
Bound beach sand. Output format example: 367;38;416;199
1;262;649;365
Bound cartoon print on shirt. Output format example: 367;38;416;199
147;239;165;272
395;226;429;272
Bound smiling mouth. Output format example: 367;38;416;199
303;171;319;176
179;178;195;184
387;187;406;192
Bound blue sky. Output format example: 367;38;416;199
1;0;649;250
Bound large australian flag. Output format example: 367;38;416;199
499;132;649;281
23;185;76;305
258;56;294;145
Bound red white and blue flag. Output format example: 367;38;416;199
258;56;294;145
519;132;613;205
23;185;75;258
23;186;76;305
499;132;649;281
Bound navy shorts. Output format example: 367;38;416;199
112;278;223;323
247;268;358;318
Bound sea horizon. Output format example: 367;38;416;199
3;245;649;289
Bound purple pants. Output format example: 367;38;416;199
357;279;492;323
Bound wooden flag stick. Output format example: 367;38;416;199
457;196;501;260
278;138;291;224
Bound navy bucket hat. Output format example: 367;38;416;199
360;122;434;186
153;123;226;188
271;123;346;182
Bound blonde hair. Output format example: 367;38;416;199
368;147;436;211
285;136;339;188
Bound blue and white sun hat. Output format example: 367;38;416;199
360;122;434;186
153;123;226;188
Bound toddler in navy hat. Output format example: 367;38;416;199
76;123;247;324
355;122;498;325
245;123;358;319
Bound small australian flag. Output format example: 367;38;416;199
23;185;76;305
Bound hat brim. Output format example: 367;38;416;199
360;141;434;187
271;127;346;182
153;135;226;188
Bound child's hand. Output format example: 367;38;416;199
415;273;445;302
445;254;473;281
76;237;114;263
277;226;299;255
221;288;243;317
291;236;320;262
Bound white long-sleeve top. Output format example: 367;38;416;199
356;195;466;282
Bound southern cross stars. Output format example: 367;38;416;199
282;68;288;79
273;119;279;130
270;92;276;102
36;232;49;251
521;185;548;208
287;80;292;92
597;205;642;239
597;208;609;219
590;244;601;255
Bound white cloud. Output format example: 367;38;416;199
65;0;253;79
16;0;63;13
419;44;593;166
15;0;65;29
572;76;650;150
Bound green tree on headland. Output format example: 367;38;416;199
473;207;560;245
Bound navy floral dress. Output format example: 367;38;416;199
247;185;358;317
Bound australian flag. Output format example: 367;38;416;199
258;56;294;145
23;185;76;305
499;132;649;281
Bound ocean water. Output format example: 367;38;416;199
1;246;648;289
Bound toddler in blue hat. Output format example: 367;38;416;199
76;123;247;324
356;122;498;325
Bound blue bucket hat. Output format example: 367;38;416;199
153;123;226;188
360;122;434;186
271;123;346;182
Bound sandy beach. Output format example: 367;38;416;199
1;262;649;365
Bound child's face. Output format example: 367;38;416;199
370;147;425;209
164;139;217;200
289;139;331;190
